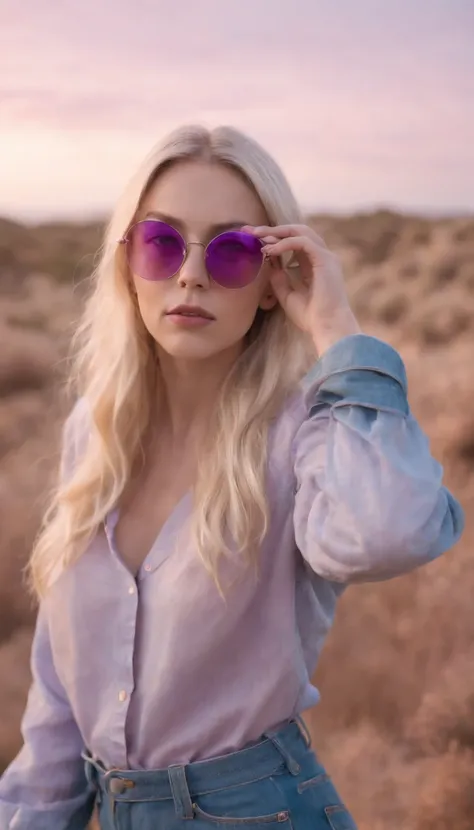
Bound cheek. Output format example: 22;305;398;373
218;286;263;331
134;280;167;330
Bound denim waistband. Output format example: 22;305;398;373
82;719;311;812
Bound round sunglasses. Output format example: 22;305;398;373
118;219;267;289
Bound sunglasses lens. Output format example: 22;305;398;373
127;220;185;281
206;231;264;288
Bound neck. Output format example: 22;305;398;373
154;345;241;442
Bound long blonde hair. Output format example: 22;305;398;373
29;124;313;598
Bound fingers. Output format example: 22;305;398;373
243;224;326;246
262;235;322;263
245;224;309;237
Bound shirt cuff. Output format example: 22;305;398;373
302;334;409;416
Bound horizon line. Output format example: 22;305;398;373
2;203;474;227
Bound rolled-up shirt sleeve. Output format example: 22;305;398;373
293;334;465;583
0;605;94;830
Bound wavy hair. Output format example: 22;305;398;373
28;124;314;597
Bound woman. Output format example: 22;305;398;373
0;125;464;830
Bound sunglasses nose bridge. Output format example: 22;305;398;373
177;240;210;288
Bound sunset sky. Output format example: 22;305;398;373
1;0;473;220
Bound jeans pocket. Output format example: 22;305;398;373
190;776;292;828
324;805;358;830
192;802;291;826
297;774;330;794
280;760;358;830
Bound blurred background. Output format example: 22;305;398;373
1;1;473;828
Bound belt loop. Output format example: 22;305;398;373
295;715;312;748
263;730;301;776
83;758;95;787
168;765;194;820
81;751;103;807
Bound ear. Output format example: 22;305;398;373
259;270;278;311
259;289;278;311
259;256;281;311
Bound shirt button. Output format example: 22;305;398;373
144;564;151;572
118;690;128;703
128;585;135;595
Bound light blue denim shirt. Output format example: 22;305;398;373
0;335;464;830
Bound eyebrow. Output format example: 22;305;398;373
144;211;249;235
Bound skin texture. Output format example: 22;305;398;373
133;160;278;366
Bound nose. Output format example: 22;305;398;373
176;242;210;289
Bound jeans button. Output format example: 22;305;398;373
109;777;135;795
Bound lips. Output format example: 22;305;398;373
166;305;215;320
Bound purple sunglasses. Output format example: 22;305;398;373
118;219;267;289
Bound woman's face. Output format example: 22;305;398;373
129;160;277;362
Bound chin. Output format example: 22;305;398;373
155;336;227;361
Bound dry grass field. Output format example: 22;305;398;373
0;211;473;828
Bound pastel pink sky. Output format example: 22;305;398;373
1;0;473;219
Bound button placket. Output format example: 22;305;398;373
117;582;136;711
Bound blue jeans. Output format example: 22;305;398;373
83;720;357;830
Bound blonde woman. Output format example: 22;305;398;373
0;126;463;830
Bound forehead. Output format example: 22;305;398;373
141;160;268;230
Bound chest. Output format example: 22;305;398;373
113;454;195;576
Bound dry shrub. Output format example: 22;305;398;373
433;255;460;285
407;288;474;346
458;259;474;290
0;218;103;284
0;325;60;397
452;220;474;244
307;462;474;826
408;652;474;756
349;273;388;321
0;273;79;339
0;473;43;642
420;305;472;345
390;221;432;260
447;416;474;471
313;723;414;830
374;292;409;325
309;210;406;265
0;392;45;458
408;750;474;830
0;629;33;769
398;261;420;281
310;574;427;738
0;219;36;290
431;250;474;287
